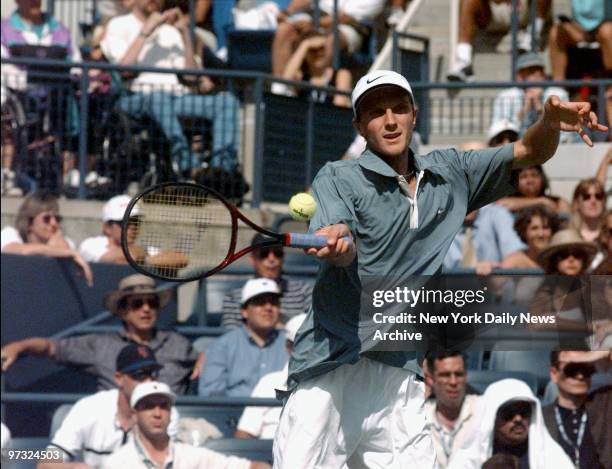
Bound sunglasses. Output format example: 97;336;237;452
39;213;63;224
555;248;586;261
129;368;160;381
498;402;532;421
126;296;160;310
559;362;596;379
256;247;284;259
580;192;604;201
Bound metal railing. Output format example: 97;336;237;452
2;57;610;204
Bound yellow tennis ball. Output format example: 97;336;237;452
289;192;317;221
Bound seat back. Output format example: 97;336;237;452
467;370;539;395
49;404;73;438
204;438;273;463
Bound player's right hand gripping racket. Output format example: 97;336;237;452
121;182;352;281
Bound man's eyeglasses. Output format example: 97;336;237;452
129;368;160;381
126;296;160;310
40;213;63;224
498;402;532;421
580;192;604;202
558;361;596;379
256;247;284;259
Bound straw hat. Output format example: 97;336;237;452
104;274;172;315
537;229;598;272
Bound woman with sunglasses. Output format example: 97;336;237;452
496;165;571;217
529;229;598;334
0;191;93;285
570;178;607;243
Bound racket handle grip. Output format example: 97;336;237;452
286;233;353;249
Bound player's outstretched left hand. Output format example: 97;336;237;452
544;96;609;146
307;223;356;267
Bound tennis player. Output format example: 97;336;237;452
272;70;607;468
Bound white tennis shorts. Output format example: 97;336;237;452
273;358;437;469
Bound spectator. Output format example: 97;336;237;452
1;0;82;187
496;165;571;217
487;119;519;147
199;278;289;397
502;205;560;270
542;351;611;468
424;352;481;468
448;378;573;469
529;229;597;331
221;234;312;329
548;0;612;81
235;313;306;439
0;421;11;450
271;0;385;87
100;0;240;176
490;53;575;142
443;204;526;275
0;274;203;393
592;209;612;273
40;344;180;469
482;453;520;469
570;178;607;242
281;33;352;107
103;381;271;469
447;0;552;82
0;191;93;286
79;194;142;264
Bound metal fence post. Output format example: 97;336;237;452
305;98;315;187
510;0;519;80
77;64;90;200
529;0;537;52
332;0;339;71
252;76;265;208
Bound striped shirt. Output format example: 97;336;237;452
221;277;313;328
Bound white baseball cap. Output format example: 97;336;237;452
130;381;176;408
285;313;306;342
351;70;414;115
103;194;138;222
487;119;520;145
241;278;281;306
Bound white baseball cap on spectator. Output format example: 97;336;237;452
487;119;520;146
130;381;176;408
285;313;306;343
351;70;414;115
241;278;281;306
103;194;138;222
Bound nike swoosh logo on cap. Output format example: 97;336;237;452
366;75;384;84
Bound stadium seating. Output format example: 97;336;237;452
488;349;551;391
467;370;539;395
49;403;73;437
204;438;274;463
175;405;245;437
7;437;49;469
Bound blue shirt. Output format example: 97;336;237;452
198;326;288;397
443;204;526;270
288;144;518;389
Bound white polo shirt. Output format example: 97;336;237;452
79;235;111;262
425;394;481;468
236;365;287;439
103;434;251;469
48;389;179;467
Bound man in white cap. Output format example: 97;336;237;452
199;278;289;397
79;194;143;264
235;313;306;440
104;381;271;468
273;69;607;468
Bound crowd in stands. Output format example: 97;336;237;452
0;0;611;467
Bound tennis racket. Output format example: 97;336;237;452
121;182;352;281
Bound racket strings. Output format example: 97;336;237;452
130;186;233;278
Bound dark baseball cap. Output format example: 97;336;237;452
116;344;162;374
